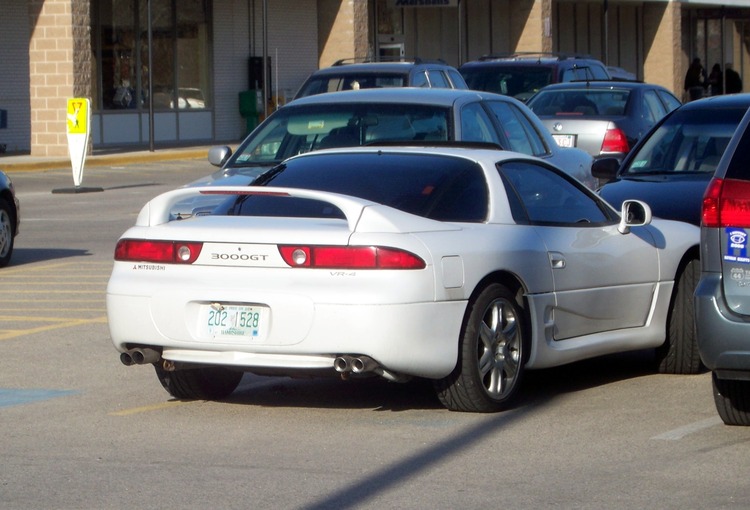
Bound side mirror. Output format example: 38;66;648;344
208;146;233;168
591;157;621;182
618;199;652;234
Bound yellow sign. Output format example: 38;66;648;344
66;98;88;134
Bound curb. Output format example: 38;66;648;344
1;147;210;173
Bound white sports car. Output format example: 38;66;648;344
107;146;701;412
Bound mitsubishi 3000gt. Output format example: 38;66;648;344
107;146;701;412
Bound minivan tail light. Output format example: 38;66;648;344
278;245;426;269
601;127;629;154
114;239;203;264
702;177;750;228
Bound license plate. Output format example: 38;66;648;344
200;304;267;340
552;134;576;148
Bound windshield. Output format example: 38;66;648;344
229;103;451;167
622;107;747;176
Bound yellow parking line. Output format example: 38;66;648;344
0;316;108;341
109;400;196;416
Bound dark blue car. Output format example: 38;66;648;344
596;94;750;225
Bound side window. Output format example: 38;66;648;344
447;69;467;89
642;90;665;124
411;71;428;87
657;90;682;113
498;160;612;225
485;100;548;156
426;70;450;88
590;63;611;80
460;103;502;144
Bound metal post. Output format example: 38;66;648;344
147;0;154;151
262;0;269;118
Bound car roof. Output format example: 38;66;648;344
461;54;604;67
285;87;501;107
677;92;750;110
532;80;664;92
309;61;452;75
285;144;538;168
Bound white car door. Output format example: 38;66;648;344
498;160;659;340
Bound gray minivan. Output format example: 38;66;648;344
695;100;750;426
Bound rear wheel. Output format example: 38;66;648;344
154;364;243;400
713;373;750;426
656;258;702;374
434;283;527;412
0;197;15;268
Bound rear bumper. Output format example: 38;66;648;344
695;272;750;378
107;293;466;379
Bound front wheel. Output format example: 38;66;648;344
656;258;702;374
434;283;527;412
713;373;750;426
154;364;243;400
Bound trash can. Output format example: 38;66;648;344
239;90;262;136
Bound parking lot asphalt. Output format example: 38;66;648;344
0;144;225;173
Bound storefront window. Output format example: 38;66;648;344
95;0;211;111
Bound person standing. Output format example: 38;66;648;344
708;63;723;96
684;58;707;101
726;63;743;94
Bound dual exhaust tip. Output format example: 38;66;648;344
120;347;161;366
334;355;378;374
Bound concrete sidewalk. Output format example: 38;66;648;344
0;145;217;173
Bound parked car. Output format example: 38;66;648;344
695;107;750;426
0;170;19;267
293;58;468;100
526;81;681;161
197;88;595;192
108;146;701;412
596;94;750;225
459;52;612;102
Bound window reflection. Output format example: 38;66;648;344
95;0;211;111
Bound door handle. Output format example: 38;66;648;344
549;252;566;269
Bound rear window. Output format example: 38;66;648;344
231;103;451;166
227;152;489;222
296;73;407;98
461;66;554;100
725;110;750;181
528;89;631;116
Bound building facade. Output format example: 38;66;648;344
1;0;749;156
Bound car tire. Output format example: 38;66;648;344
0;197;15;268
656;258;702;374
434;283;527;412
154;364;243;400
712;373;750;426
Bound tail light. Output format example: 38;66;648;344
601;127;629;154
702;177;750;228
114;239;203;264
278;246;426;269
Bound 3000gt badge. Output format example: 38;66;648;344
195;243;285;267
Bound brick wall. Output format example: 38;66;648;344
28;0;91;157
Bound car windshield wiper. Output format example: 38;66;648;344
251;163;287;186
622;169;707;177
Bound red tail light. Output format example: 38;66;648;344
601;127;629;154
702;177;750;228
278;246;426;269
115;239;203;264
